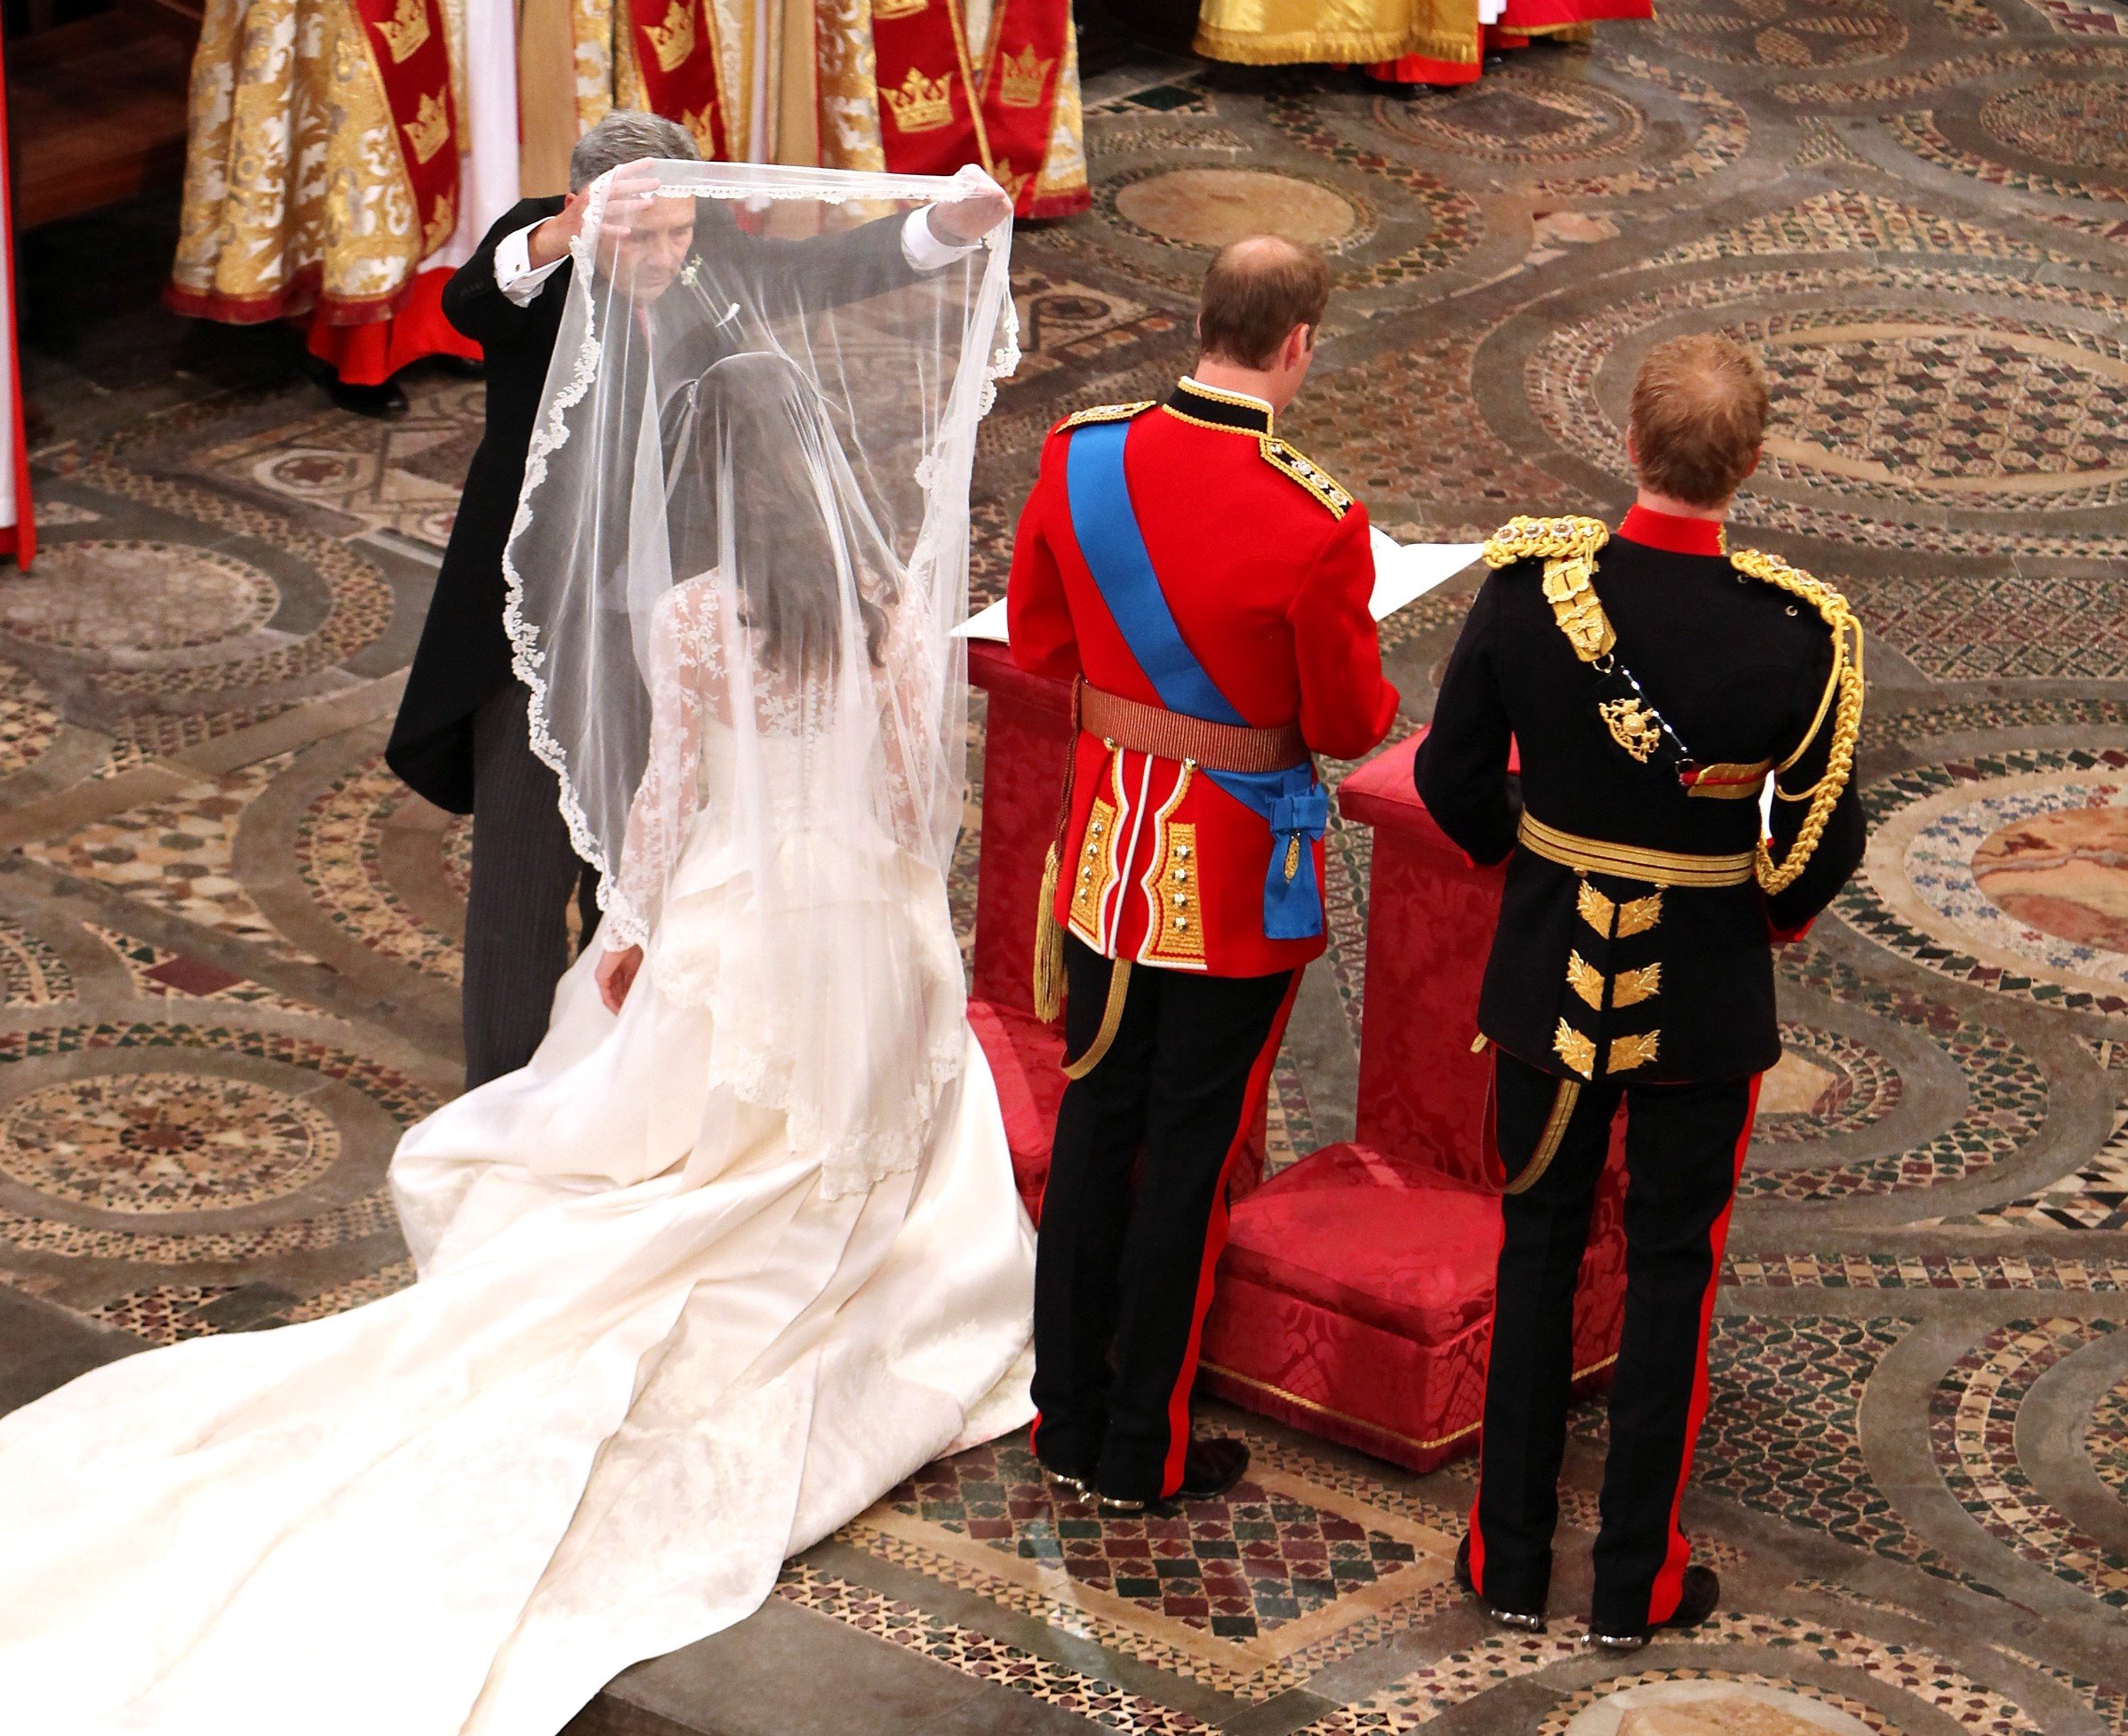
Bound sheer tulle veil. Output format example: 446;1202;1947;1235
501;160;1018;1195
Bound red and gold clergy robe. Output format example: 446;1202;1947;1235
1006;379;1399;980
167;0;520;386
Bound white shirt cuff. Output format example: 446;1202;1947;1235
900;207;977;272
495;222;567;306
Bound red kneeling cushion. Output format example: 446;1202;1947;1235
1218;1141;1498;1345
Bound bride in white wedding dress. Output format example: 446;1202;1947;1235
0;163;1031;1736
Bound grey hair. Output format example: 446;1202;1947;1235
569;111;701;191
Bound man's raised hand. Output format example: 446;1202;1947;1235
925;180;1014;248
529;162;665;270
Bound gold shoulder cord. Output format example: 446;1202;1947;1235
1482;515;1615;662
1731;548;1866;897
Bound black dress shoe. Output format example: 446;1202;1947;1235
325;375;411;420
1453;1534;1547;1633
1096;1436;1251;1513
1035;1453;1096;1498
1588;1564;1720;1650
1173;1435;1248;1500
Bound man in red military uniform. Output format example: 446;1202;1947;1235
1007;236;1400;1508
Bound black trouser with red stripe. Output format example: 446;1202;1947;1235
1469;1047;1761;1635
1031;935;1297;1501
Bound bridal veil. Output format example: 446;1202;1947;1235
503;159;1018;1200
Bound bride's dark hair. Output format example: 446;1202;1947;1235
663;352;890;676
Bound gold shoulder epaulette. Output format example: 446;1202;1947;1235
1055;400;1155;434
1488;515;1615;663
1482;514;1609;572
1258;436;1352;518
1732;546;1868;897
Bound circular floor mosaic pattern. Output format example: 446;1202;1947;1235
1981;77;2128;175
1371;72;1644;163
1756;1025;1902;1145
0;667;62;779
0;1073;340;1213
2086;1370;2128;1503
1898;773;2128;994
1548;1673;1891;1736
1112;168;1363;251
1524;267;2128;532
1972;802;2128;956
1756;320;2128;507
0;541;279;655
1654;0;1906;68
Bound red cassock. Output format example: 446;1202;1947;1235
1006;378;1400;980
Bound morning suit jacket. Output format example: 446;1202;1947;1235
1006;379;1400;980
1414;507;1867;1084
387;196;924;813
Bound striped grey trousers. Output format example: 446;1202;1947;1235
463;684;597;1090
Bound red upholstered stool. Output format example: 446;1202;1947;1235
966;1000;1065;1224
1199;732;1628;1474
1200;1143;1500;1468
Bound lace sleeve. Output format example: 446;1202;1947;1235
606;577;726;948
870;576;950;857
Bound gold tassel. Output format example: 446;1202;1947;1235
1032;679;1086;1026
1033;843;1066;1023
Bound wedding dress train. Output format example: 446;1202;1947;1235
0;923;1034;1735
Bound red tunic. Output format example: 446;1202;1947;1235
1006;379;1400;979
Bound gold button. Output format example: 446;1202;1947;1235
1175;916;1188;930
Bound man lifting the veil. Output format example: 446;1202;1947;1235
388;111;1012;1089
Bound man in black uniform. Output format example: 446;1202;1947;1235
386;111;1005;1088
1416;334;1867;1647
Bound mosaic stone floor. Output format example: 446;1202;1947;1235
7;4;2128;1732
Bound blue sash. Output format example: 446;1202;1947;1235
1064;418;1327;942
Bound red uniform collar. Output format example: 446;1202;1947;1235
1617;503;1728;557
1166;377;1275;437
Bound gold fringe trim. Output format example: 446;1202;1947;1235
1202;1349;1620;1455
1190;23;1471;66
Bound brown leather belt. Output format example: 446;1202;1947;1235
1077;679;1308;773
